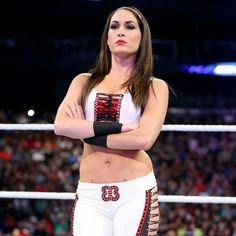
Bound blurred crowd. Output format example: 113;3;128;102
0;109;236;236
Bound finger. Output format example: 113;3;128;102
67;104;76;118
74;101;80;119
65;111;71;118
78;105;85;119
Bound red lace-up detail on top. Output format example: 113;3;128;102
94;93;124;122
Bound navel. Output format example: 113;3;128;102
105;160;111;167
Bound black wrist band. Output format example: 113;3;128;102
93;121;122;136
84;135;107;147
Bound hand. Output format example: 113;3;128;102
65;102;85;120
122;122;139;132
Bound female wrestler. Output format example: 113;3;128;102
54;6;169;236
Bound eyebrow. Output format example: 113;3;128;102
111;20;137;25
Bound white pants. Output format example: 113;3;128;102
71;171;160;236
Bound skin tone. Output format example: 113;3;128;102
107;9;141;59
54;9;169;183
98;9;142;93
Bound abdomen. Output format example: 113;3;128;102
79;145;153;183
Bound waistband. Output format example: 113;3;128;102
77;171;156;192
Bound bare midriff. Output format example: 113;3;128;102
79;143;153;183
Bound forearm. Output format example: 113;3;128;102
84;78;169;150
107;128;157;151
54;118;130;140
54;118;94;139
84;127;159;151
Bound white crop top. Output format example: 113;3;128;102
84;88;141;123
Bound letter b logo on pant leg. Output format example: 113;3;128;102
101;186;120;201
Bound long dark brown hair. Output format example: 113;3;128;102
81;6;154;110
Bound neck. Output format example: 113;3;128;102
109;54;136;80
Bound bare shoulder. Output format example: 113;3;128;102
73;72;91;88
63;73;91;102
151;77;169;94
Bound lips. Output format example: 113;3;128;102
116;40;127;45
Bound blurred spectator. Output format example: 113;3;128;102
0;109;236;235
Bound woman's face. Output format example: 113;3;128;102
107;9;142;57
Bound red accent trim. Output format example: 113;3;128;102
136;191;150;236
70;194;78;236
94;93;123;122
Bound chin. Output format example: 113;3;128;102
113;50;137;58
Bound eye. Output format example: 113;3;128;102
110;24;119;30
126;24;136;30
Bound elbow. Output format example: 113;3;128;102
54;120;65;136
138;136;155;151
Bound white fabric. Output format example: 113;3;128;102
84;88;141;123
72;172;157;236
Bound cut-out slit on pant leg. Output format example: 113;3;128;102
136;186;160;236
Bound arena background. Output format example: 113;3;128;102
0;0;236;236
1;0;236;113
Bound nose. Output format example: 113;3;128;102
118;32;124;37
117;27;125;37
